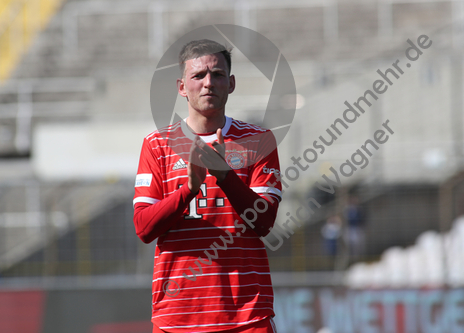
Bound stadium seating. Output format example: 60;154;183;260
345;217;464;287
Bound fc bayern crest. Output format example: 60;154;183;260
226;153;245;169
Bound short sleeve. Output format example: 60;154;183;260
247;130;282;202
133;136;163;207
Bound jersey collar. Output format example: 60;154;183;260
181;116;232;143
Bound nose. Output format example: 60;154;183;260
203;72;213;88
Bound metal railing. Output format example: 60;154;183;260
0;77;94;154
0;179;136;277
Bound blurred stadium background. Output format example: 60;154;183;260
1;0;463;332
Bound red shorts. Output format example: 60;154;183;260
152;317;277;333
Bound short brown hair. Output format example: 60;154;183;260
179;39;232;76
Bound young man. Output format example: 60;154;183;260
133;39;281;332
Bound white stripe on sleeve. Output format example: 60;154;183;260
251;186;282;198
133;196;161;207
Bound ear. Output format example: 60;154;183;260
228;74;235;94
177;78;187;97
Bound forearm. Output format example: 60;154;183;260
133;184;196;243
218;171;279;237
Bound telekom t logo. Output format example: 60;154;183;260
181;183;225;219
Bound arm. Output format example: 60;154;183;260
134;184;197;243
133;135;206;244
217;170;279;237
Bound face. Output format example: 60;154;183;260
177;53;235;117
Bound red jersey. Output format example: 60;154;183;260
133;116;282;332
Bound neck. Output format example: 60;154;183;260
187;111;226;134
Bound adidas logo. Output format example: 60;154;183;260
173;158;187;170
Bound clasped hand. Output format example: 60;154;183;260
188;128;230;193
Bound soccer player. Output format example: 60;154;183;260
133;39;282;332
